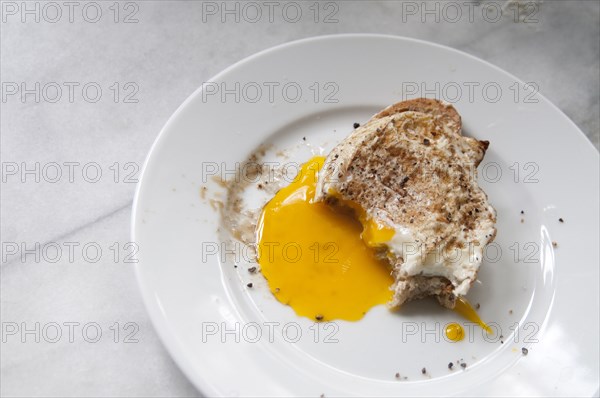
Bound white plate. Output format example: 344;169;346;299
132;34;599;397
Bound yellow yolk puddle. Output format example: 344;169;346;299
453;297;492;334
445;323;465;341
256;156;394;321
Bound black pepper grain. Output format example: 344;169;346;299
559;218;564;223
248;266;257;273
315;314;324;321
246;283;253;288
423;138;430;146
448;362;453;370
522;347;529;356
353;122;360;129
460;363;467;369
520;210;524;214
421;367;427;375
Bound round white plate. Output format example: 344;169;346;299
132;34;599;397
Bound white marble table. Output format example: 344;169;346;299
1;1;598;396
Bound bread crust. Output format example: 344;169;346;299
377;99;489;166
374;98;462;136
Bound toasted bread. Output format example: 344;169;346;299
315;99;496;309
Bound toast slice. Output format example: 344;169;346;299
315;99;496;309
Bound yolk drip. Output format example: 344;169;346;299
256;156;394;321
363;218;396;247
445;323;465;342
453;297;492;334
326;191;396;247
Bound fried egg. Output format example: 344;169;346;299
255;99;496;331
256;156;490;332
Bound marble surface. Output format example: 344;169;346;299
1;1;598;396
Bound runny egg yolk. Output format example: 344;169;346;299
453;297;492;334
445;323;465;342
326;190;395;248
256;156;394;321
256;156;492;332
445;299;491;340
